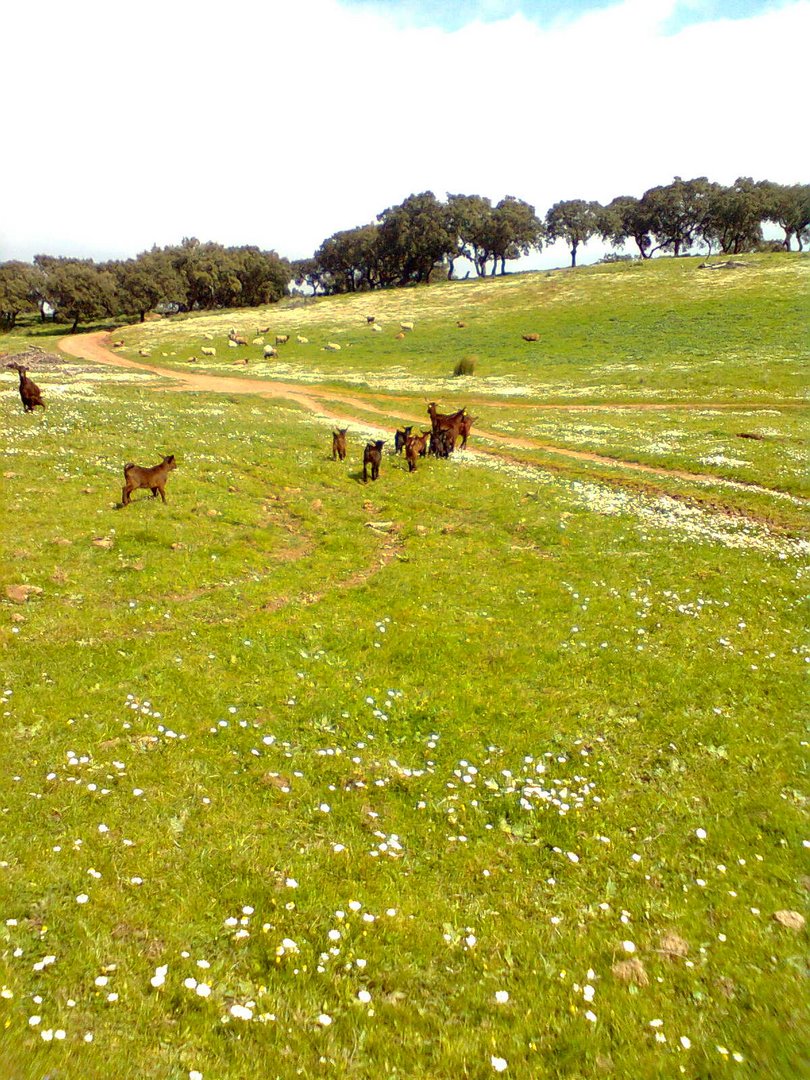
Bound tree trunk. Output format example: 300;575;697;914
140;311;146;322
570;243;578;267
71;316;80;333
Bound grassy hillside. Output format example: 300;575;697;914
0;254;807;1080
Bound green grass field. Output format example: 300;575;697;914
0;253;807;1079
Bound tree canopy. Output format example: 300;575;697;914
2;175;806;328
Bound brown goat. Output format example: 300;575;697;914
122;455;177;506
429;427;456;458
394;425;413;455
229;333;248;347
459;413;477;450
332;428;348;461
362;440;385;483
7;364;45;412
427;402;466;455
275;334;290;346
522;333;540;342
405;430;431;472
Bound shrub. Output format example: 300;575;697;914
453;355;476;377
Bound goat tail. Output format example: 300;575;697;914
124;462;135;474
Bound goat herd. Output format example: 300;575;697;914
334;402;477;484
6;361;476;502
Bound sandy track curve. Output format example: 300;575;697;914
58;332;802;500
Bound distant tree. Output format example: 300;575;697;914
0;261;42;329
111;249;186;321
601;195;654;258
701;178;764;255
545;199;604;267
489;196;544;275
291;257;328;296
35;257;117;332
228;246;291;306
315;225;382;293
641;177;714;256
377;192;456;285
758;181;810;251
447;193;496;277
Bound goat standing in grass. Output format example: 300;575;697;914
8;364;45;412
121;455;177;506
363;440;385;482
405;430;430;472
427;402;465;455
459;413;477;450
332;428;348;461
394;425;413;455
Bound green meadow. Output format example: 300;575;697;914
0;253;807;1079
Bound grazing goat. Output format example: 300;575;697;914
7;364;45;412
325;342;341;351
228;332;248;347
371;324;382;333
459;413;477;450
257;326;271;335
522;333;540;342
366;315;376;324
263;345;278;359
332;428;347;461
111;339;124;347
275;334;289;346
251;336;264;346
400;321;414;332
121;454;177;506
201;346;216;356
405;430;430;472
394;425;413;455
362;440;385;483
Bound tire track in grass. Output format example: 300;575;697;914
58;332;806;506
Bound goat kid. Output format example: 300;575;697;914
332;428;348;461
405;430;430;472
122;454;177;506
394;425;413;455
362;440;385;483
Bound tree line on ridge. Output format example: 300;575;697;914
1;177;807;331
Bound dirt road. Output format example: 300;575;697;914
58;331;800;500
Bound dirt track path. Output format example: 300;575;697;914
58;332;802;500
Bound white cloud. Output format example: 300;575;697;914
1;0;807;264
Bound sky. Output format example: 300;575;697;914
1;0;807;271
